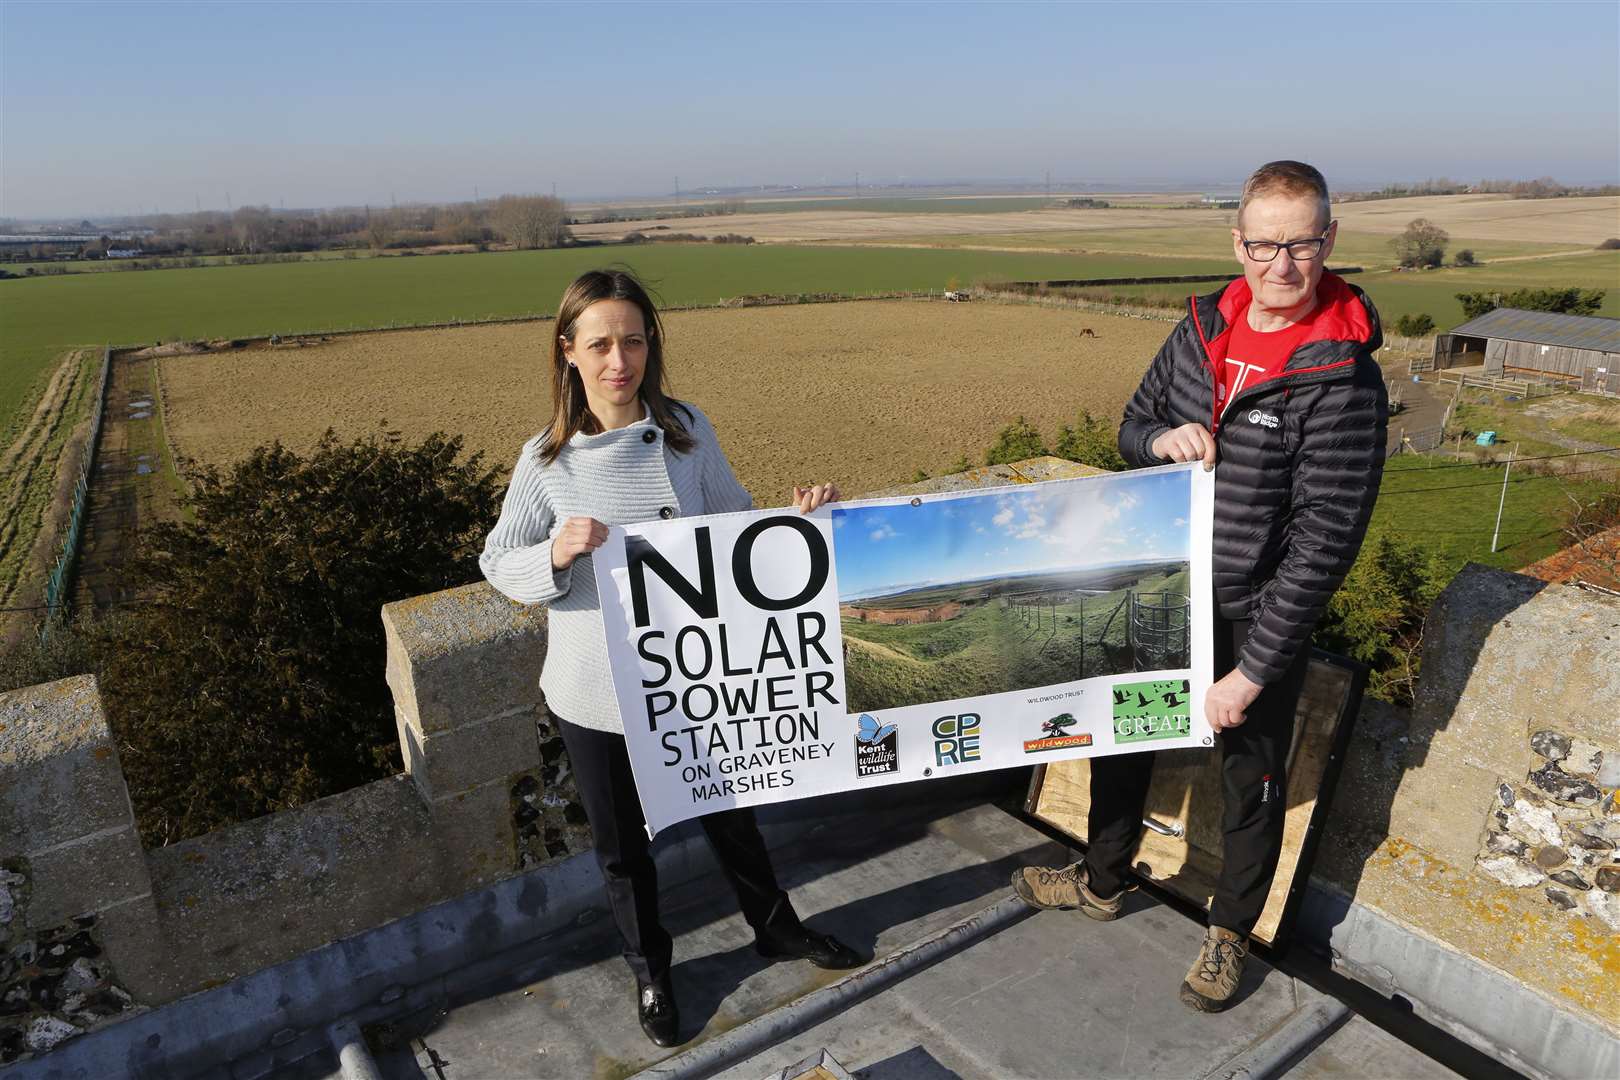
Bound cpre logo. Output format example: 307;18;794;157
1247;409;1280;429
932;712;982;766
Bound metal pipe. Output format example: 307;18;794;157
1142;816;1185;838
326;1017;384;1080
630;893;1036;1080
1198;996;1351;1080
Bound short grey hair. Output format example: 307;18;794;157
1239;161;1331;230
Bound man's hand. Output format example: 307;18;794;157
1151;423;1217;470
1206;667;1263;732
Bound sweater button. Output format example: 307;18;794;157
642;430;657;444
659;506;675;519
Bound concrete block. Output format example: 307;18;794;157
0;676;139;856
144;776;443;1005
1418;568;1620;749
24;826;151;929
90;892;168;1004
407;707;543;803
382;582;547;736
427;780;518;892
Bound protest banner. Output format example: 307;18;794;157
593;462;1215;835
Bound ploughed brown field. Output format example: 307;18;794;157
159;299;1171;503
570;194;1620;249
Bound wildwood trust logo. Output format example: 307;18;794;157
1111;679;1192;744
1023;712;1093;754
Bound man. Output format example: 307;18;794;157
1014;161;1387;1012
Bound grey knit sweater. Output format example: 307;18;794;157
479;403;753;734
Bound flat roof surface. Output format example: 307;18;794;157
313;803;1458;1080
1447;308;1620;352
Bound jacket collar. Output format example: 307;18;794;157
1191;271;1383;378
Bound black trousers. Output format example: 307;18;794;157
556;714;799;984
1082;615;1311;936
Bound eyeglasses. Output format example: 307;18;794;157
1240;230;1332;263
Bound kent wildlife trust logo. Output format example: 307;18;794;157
1111;679;1192;744
854;713;899;777
1023;712;1094;754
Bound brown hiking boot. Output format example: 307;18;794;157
1180;926;1248;1012
1011;862;1124;920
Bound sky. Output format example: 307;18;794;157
831;468;1190;600
3;1;1617;220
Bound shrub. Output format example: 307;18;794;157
1454;249;1477;267
1313;532;1452;707
1455;287;1606;320
985;417;1048;465
1599;238;1620;250
0;611;130;696
946;454;973;474
95;429;502;845
1392;313;1435;337
1053;409;1126;471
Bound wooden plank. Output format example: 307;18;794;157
1028;654;1360;947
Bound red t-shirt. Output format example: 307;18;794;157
1215;307;1317;416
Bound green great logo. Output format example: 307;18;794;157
1111;678;1192;744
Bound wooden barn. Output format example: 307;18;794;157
1431;308;1620;393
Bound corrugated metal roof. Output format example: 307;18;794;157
1447;308;1620;352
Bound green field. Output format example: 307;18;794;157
1062;251;1620;325
0;243;1237;444
842;564;1189;713
1369;453;1619;572
863;227;1578;270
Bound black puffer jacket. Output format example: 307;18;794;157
1118;272;1388;685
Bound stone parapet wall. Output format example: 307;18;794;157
0;582;587;1068
1311;565;1619;1040
1;677;148;1062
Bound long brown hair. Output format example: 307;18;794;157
537;268;694;463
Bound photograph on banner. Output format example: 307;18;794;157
837;467;1197;713
594;463;1214;836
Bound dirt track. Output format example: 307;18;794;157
0;351;90;615
160;299;1169;504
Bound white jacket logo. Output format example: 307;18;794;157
1247;409;1280;429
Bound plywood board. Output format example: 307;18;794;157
1026;653;1361;947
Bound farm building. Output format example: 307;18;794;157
1430;307;1620;393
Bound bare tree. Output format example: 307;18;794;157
1390;218;1449;269
490;195;571;249
233;205;276;254
365;207;394;250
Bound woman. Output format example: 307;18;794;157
479;269;862;1049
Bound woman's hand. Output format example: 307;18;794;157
1151;423;1217;470
551;516;609;570
791;483;840;513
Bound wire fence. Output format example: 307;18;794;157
1394;425;1447;455
40;348;111;641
